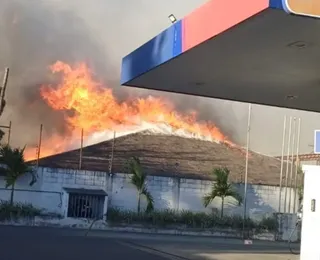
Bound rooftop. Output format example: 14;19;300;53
35;130;285;186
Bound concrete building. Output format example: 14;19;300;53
0;131;298;220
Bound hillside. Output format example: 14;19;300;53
35;130;285;186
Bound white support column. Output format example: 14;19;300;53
61;192;69;218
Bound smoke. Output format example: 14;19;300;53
0;0;114;145
0;0;319;156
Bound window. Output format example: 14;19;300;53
65;188;106;219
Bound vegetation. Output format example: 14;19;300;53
107;208;278;234
0;200;42;221
203;167;242;217
126;157;154;213
297;165;304;203
0;145;37;205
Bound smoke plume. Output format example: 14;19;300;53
0;0;319;156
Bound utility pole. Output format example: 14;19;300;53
0;121;12;144
79;128;84;170
0;68;9;117
278;116;287;213
0;68;11;145
288;118;297;213
36;124;43;167
108;131;116;174
284;116;293;213
242;103;252;239
293;118;301;213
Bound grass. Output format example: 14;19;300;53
0;200;279;235
107;208;278;233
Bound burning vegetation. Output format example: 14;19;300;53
24;61;233;160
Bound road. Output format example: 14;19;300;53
0;226;300;260
0;226;166;260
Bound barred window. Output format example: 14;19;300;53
65;188;106;219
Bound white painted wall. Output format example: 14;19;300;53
0;167;298;219
178;180;297;218
300;165;320;260
0;167;108;217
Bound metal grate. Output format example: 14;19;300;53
67;193;105;219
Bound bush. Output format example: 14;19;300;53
0;200;42;221
257;216;278;232
106;208;278;233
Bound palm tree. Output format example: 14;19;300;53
203;167;242;217
126;157;154;213
0;145;37;205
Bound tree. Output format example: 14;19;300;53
0;145;37;205
203;167;242;217
297;165;304;204
126;157;154;213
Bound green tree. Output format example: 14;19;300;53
126;157;154;213
0;145;37;205
203;167;242;217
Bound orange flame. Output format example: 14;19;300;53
25;61;233;160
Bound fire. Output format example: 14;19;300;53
24;61;233;160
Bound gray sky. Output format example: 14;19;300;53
0;0;319;156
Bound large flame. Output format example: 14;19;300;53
24;61;233;160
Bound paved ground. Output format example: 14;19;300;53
0;226;166;260
124;236;300;260
0;226;300;260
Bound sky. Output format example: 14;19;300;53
0;0;319;156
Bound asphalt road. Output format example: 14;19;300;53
0;226;167;260
0;226;300;260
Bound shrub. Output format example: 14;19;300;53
0;200;42;221
106;208;278;233
257;216;278;232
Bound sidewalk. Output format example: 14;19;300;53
121;238;300;260
84;229;300;260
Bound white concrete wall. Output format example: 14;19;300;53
300;165;320;260
110;174;178;211
0;167;298;219
0;167;108;217
110;174;297;218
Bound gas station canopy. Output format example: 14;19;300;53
121;0;320;112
